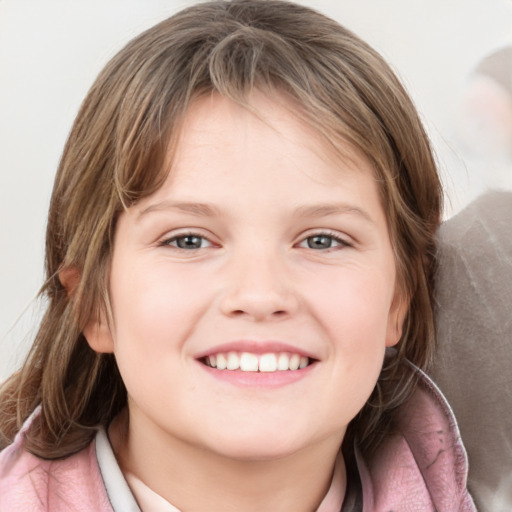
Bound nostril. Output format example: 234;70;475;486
228;308;288;319
221;288;298;319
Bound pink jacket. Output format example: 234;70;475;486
0;368;475;511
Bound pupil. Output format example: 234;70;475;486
308;235;332;249
177;235;202;249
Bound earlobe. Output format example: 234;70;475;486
386;292;409;347
83;311;115;354
59;267;114;354
58;267;81;297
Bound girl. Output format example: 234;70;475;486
0;1;475;510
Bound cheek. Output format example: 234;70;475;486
107;266;194;403
315;268;395;344
110;258;206;339
312;268;394;406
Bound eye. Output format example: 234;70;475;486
298;233;349;250
161;233;212;250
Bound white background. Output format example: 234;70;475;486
1;0;511;380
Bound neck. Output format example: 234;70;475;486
109;410;346;512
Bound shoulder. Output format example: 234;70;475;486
438;189;512;247
434;190;512;353
0;412;112;512
433;191;512;508
436;190;512;309
435;190;512;326
358;364;476;512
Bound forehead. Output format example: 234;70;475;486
130;92;389;234
164;91;375;189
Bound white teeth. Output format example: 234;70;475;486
277;353;290;370
205;351;311;372
289;354;300;371
240;352;259;372
226;352;240;370
259;353;277;372
216;353;227;370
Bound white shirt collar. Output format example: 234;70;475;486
95;428;345;512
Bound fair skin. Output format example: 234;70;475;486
456;75;512;158
84;92;406;511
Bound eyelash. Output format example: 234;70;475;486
297;231;352;250
158;232;214;250
158;230;351;252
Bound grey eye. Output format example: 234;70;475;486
172;235;209;249
306;235;336;249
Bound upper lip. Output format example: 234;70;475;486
194;340;318;360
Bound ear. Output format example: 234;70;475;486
58;267;115;354
386;288;409;347
58;267;81;297
83;313;115;354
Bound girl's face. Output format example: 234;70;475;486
88;92;405;463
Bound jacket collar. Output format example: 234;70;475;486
355;363;476;512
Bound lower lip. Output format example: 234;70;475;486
197;361;316;388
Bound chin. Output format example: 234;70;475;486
214;444;304;462
202;429;312;463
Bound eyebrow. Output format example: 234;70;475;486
137;200;374;224
292;203;374;224
138;201;220;220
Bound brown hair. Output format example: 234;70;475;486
0;0;441;459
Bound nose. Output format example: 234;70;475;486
219;250;299;321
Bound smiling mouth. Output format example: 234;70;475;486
200;352;313;373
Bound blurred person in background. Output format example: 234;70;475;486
446;46;512;213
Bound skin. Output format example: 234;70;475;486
456;75;512;158
84;92;406;511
